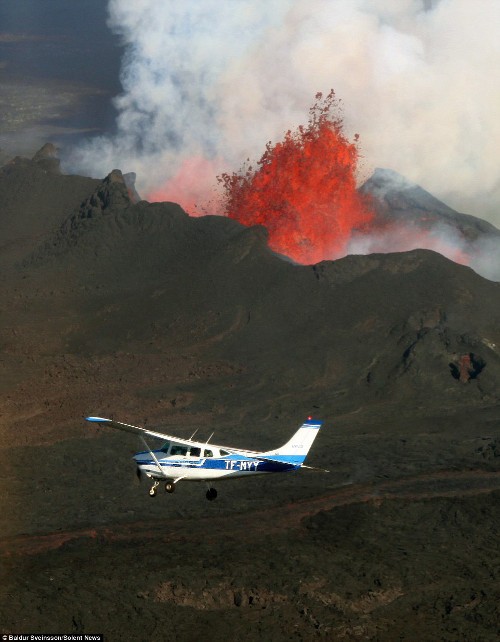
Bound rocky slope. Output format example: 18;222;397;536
0;149;499;641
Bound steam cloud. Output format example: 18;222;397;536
66;0;500;276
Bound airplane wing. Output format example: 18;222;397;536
85;416;195;447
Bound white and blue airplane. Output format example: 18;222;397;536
86;416;324;500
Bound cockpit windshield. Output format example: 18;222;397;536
170;445;188;457
160;441;171;453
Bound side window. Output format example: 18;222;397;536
170;445;188;457
204;449;213;458
190;447;201;458
160;442;171;454
219;449;229;456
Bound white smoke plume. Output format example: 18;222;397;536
66;0;500;240
346;222;500;282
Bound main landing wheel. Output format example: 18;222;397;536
165;482;175;494
206;487;218;501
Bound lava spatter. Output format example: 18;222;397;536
218;91;374;264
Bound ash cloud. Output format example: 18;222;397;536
66;1;500;253
66;0;291;206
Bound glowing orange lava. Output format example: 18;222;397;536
218;91;374;264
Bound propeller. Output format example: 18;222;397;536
136;465;143;481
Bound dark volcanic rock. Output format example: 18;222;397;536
0;148;99;264
359;168;500;282
0;158;499;642
122;171;142;203
32;143;61;174
5;158;500;424
360;168;500;241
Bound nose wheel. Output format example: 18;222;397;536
206;487;218;501
149;480;159;497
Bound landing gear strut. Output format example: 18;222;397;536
206;487;218;501
165;482;175;494
149;480;159;497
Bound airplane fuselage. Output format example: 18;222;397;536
134;451;297;482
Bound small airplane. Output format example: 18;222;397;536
86;415;324;500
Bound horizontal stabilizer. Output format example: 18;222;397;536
222;450;299;469
301;464;330;473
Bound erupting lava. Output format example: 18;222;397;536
218;91;374;264
147;90;472;270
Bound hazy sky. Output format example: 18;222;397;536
0;0;122;158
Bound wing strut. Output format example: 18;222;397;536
140;436;166;479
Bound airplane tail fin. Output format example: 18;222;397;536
262;418;323;465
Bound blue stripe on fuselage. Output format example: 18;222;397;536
134;455;297;473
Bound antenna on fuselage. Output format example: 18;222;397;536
189;428;199;441
206;432;214;444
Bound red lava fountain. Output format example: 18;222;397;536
218;91;374;264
